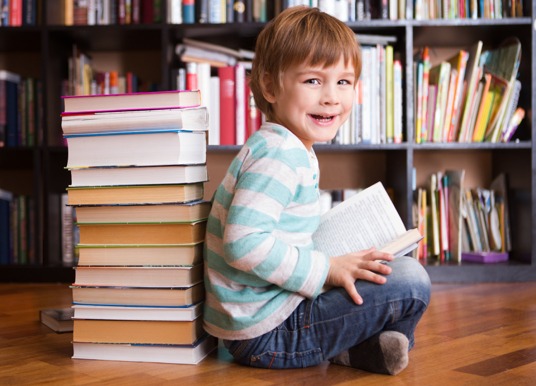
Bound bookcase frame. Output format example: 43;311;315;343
0;1;534;283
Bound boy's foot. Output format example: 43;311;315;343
330;331;409;375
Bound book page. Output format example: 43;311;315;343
313;182;407;257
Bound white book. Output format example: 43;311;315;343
72;335;218;364
209;76;221;145
313;182;422;258
235;64;246;146
72;302;203;321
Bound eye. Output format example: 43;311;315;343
338;79;353;86
304;78;321;85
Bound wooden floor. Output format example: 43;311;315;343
2;282;536;385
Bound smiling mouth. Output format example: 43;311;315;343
310;114;335;122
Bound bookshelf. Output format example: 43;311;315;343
0;1;534;283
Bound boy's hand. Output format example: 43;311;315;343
325;248;394;305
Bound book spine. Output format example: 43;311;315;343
218;66;236;145
183;0;195;23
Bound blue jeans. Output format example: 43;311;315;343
223;256;431;369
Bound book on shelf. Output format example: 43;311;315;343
0;69;21;147
481;37;522;142
62;90;201;114
71;283;205;307
72;335;218;364
39;307;74;333
65;129;207;168
76;243;204;266
67;183;205;205
312;182;423;259
461;251;508;264
61;106;209;134
445;49;469;141
69;164;208;187
72;302;203;321
471;72;493;142
73;316;205;345
77;220;207;245
0;189;13;264
74;200;211;223
218;65;237;145
73;264;204;287
457;40;483;142
428;61;451;143
445;170;465;263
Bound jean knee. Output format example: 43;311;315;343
394;257;431;306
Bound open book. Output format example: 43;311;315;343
313;182;423;258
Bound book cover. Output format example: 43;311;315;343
77;220;207;245
67;183;205;205
74;200;211;223
72;335;217;364
73;264;204;287
76;242;204;266
461;251;508;263
71;283;205;307
73;302;203;321
61;106;209;134
40;307;74;333
69;164;208;187
73;316;204;345
65;129;207;168
62;90;201;114
312;182;422;258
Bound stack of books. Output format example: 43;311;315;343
62;90;217;364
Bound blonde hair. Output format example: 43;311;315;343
250;6;362;121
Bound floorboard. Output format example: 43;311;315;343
1;282;536;385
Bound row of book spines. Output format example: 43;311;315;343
0;76;43;148
0;193;36;265
5;0;525;29
46;0;163;26
414;0;525;19
175;63;261;146
0;0;37;26
334;45;403;145
65;49;150;98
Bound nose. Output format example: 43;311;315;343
320;83;340;105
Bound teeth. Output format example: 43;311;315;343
312;114;333;121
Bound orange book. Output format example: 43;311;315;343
73;317;204;345
77;220;207;245
67;183;204;205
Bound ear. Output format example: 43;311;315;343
261;72;277;103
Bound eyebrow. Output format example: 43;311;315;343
295;69;356;78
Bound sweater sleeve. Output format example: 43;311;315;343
221;144;329;299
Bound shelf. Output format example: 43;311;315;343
0;5;534;283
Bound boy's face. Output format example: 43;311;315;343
266;56;356;150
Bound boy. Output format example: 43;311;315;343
203;6;431;375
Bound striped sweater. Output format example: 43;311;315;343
203;123;330;340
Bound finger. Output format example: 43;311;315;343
345;282;363;305
354;269;388;285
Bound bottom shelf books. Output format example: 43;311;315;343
72;335;218;365
414;171;511;264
